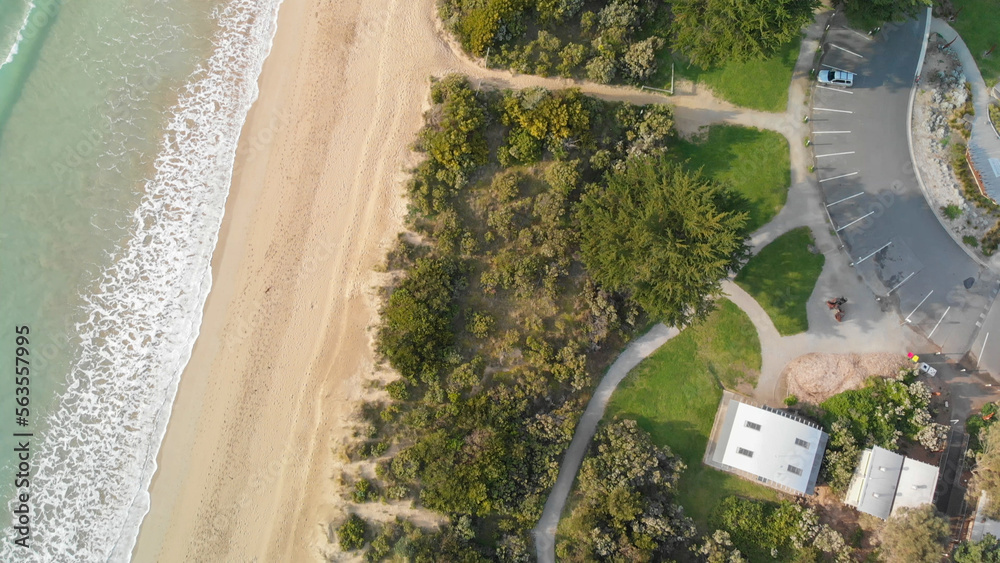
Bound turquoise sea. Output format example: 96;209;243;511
0;0;280;559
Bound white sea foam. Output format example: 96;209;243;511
0;0;282;560
1;0;35;68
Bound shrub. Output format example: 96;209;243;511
876;505;949;563
943;203;963;220
983;221;1000;256
385;380;409;401
353;478;376;503
784;395;798;407
585;54;617;83
338;513;368;550
965;235;981;247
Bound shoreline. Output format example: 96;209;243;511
131;0;467;558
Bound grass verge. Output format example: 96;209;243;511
735;227;825;336
604;299;776;529
653;36;801;112
951;0;1000;83
676;124;791;232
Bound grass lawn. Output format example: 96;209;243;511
652;36;800;112
951;0;1000;83
676;124;791;232
605;299;777;529
736;227;825;336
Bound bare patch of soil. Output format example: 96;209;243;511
784;352;908;404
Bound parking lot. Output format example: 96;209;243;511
810;11;998;356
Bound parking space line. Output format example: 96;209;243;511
830;44;864;58
822;63;853;73
888;272;916;294
852;241;891;265
826;191;864;207
842;28;873;41
979;333;990;370
817;151;856;158
905;290;934;323
819;171;859;183
813;131;852;134
835;210;874;231
814;107;853;114
927;306;951;339
817;86;854;94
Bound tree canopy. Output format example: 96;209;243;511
557;418;696;561
843;0;931;27
876;505;949;563
954;534;1000;563
578;154;750;326
671;0;817;67
970;423;1000;519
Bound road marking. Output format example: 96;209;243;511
814;107;853;114
817;85;854;94
927;306;951;339
817;151;856;158
905;290;934;323
842;28;873;41
835;210;874;231
979;333;990;370
830;43;864;58
827;191;864;207
853;241;891;265
813;130;852;134
822;63;853;73
819;171;859;183
888;272;916;294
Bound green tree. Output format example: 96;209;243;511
876;505;949;563
843;0;930;27
954;534;1000;563
971;423;1000;518
376;257;463;385
577;155;750;325
338;513;368;550
671;0;817;67
557;418;696;561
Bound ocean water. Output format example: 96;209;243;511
0;0;280;559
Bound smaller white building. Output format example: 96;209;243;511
844;446;939;520
707;392;828;495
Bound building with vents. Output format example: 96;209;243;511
843;446;939;519
705;392;829;495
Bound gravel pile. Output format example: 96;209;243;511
784;352;908;404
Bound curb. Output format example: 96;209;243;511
905;9;993;271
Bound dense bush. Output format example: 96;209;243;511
876;505;949;563
844;0;930;28
557;419;696;561
338;513;368;550
365;77;721;558
440;0;668;84
708;497;850;562
376;256;464;385
578;154;750;325
970;423;1000;519
670;0;816;67
954;533;1000;563
819;369;940;492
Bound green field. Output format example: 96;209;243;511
951;0;1000;83
677;124;791;233
736;227;825;336
653;36;801;112
605;299;777;528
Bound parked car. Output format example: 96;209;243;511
818;69;854;87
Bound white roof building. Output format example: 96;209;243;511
707;393;828;495
844;446;939;519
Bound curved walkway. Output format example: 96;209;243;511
531;324;679;562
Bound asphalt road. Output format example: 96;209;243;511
811;11;999;365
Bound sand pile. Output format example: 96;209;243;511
784;353;908;403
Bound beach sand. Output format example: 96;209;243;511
131;0;456;559
130;0;753;558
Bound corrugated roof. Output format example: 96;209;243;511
844;446;939;520
892;456;939;516
854;447;903;520
717;402;827;495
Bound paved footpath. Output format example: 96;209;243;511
531;324;679;563
930;19;1000;203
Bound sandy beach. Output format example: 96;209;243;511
131;0;456;559
129;0;758;558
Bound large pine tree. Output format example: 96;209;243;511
578;154;750;326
